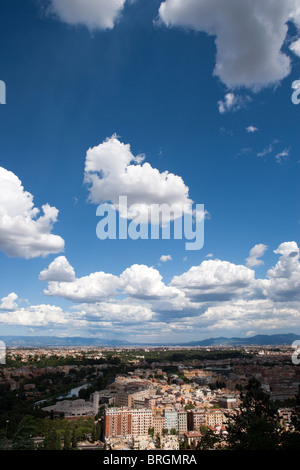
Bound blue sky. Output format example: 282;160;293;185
0;0;299;342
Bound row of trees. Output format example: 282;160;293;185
0;416;102;450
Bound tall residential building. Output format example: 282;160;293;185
217;396;237;409
90;391;100;415
177;410;188;436
105;407;153;438
105;408;131;438
206;410;225;427
131;409;154;437
187;409;206;431
115;392;135;408
164;410;178;432
153;415;165;436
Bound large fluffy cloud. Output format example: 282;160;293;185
190;298;300;333
263;242;300;302
40;258;180;303
171;259;255;301
0;167;65;259
39;256;76;282
0;293;19;311
72;301;154;323
84;135;193;223
48;0;127;30
41;241;300;306
35;241;300;339
0;304;71;327
44;271;121;303
120;264;180;300
158;0;300;90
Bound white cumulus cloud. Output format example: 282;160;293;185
120;264;179;299
72;301;154;323
0;292;19;311
37;242;300;337
84;134;193;223
39;256;76;282
0;167;65;259
264;242;300;302
160;254;172;263
290;38;300;57
246;243;268;268
158;0;300;90
171;259;255;301
48;0;127;30
44;271;121;303
0;304;70;327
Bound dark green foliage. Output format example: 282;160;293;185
196;428;221;450
71;428;77;449
225;377;282;450
63;430;71;450
11;416;36;450
43;429;61;450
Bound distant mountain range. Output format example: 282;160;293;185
0;333;299;348
0;336;131;347
177;333;300;347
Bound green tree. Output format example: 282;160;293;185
196;428;221;450
280;385;300;450
200;425;208;436
179;440;191;450
71;428;78;449
0;430;9;450
95;421;101;441
184;404;194;411
63;430;71;450
43;429;61;450
291;385;300;432
56;431;62;450
225;377;281;450
11;416;36;450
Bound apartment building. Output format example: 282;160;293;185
187;409;206;431
115;392;135;408
105;408;132;438
131;409;154;437
177;410;188;436
153;415;165;436
206;410;226;427
164;410;178;432
105;407;153;438
218;396;237;409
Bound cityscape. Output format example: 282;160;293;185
0;340;299;451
